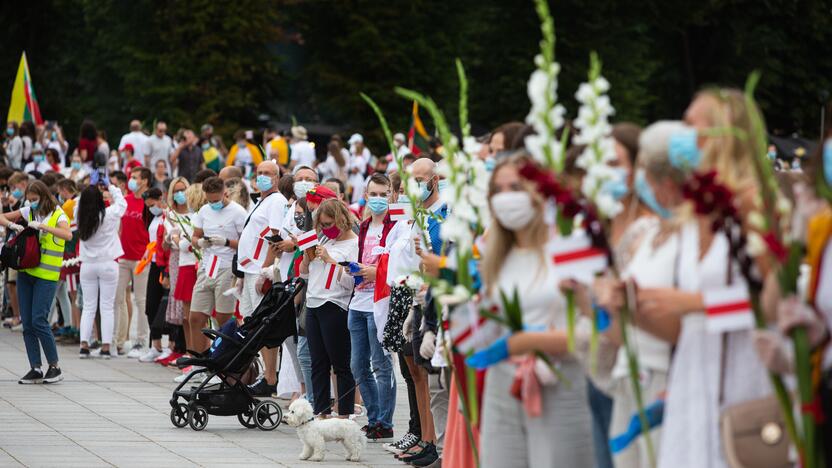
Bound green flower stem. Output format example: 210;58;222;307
792;327;816;468
589;311;599;375
565;289;576;353
619;299;656;468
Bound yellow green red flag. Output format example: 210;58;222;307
6;52;43;125
407;101;430;156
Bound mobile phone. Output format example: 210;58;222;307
265;233;283;244
337;261;351;267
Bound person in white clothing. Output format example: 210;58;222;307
347;133;370;204
190;177;247;354
118;120;150;167
300;198;359;417
147;121;174;173
289;126;317;170
24;144;52;174
62;153;88;183
76;182;127;359
5;122;23;169
236;161;288;396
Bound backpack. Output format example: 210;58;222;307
1;227;41;270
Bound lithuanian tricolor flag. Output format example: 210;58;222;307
6;52;43;125
407;101;430;156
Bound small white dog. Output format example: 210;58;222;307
284;398;366;462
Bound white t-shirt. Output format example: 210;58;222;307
6;136;23;168
386;220;420;284
168;211;197;267
46;139;67;165
306;237;359;311
237;191;288;274
318;155;344;182
350;223;383;312
78;185;126;262
192;201;247;267
348;154;367;203
24;161;52;174
148;134;173;172
119;131;150;161
147;214;164;262
21;136;32;162
290;141;317;168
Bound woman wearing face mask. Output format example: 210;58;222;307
0;180;72;384
24;144;51;174
161;178;193;373
477;155;594;468
5;122;23;169
76;179;128;359
225;130;264;177
299;198;359;419
62;154;88;182
137;188;175;363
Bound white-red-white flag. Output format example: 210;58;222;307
389;203;412;222
703;285;754;333
549;232;608;283
296;230;319;250
449;301;503;354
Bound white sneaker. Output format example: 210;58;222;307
126;345;144;359
138;347;163;362
11;323;23;332
173;366;203;383
154;348;172;363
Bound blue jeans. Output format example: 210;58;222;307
18;272;59;369
587;379;615;468
297;334;314;404
348;308;396;429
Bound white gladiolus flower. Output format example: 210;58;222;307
776;197;792;216
404;275;424;291
746;231;767;257
748;211;767;230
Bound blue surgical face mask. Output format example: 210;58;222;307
367;196;389;215
601;167;629;201
668;128;701;170
57;194;64;204
5;128;13;136
149;205;163;216
71;161;82;170
209;200;224;211
173;190;187;205
33;154;44;163
635;169;672;219
201;143;210;151
484;157;496;172
51;131;57;140
128;179;139;192
11;188;23;199
823;139;832;186
256;175;274;192
29;199;39;211
437;179;449;195
418;179;433;202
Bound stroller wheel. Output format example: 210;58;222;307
237;402;258;429
254;400;282;431
189;405;209;431
170;403;189;428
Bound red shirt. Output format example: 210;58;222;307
123;159;142;173
119;192;149;261
78;138;98;162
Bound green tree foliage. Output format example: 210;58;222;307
1;0;830;146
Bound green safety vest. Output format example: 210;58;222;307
23;208;66;281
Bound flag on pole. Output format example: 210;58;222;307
389;203;412;222
549;232;608;283
296;230;319;250
407;101;430;156
703;285;754;333
6;52;43;125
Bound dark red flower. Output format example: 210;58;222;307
762;232;788;263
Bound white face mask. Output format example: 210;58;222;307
491;191;536;231
293;181;316;200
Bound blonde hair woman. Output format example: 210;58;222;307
299;199;359;418
163;177;193;377
478;155;594;468
224;177;251;211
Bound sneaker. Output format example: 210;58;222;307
367;425;394;443
79;348;90;359
18;368;43;384
399;442;437;465
174;366;203;383
99;350;111;360
384;432;419;454
11;322;23;332
89;340;101;350
247;378;276;397
43;366;63;384
126;345;144;359
156;351;183;366
153;348;173;363
138;347;163;363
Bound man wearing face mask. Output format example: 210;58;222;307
24;144;51;174
235;161;288;396
116;167;153;357
189;177;247;356
275;166;319;257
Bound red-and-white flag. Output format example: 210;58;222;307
549;232;608;283
389;203;412;222
372;252;392;343
449;301;503;354
703;285;754;333
296;230;319;250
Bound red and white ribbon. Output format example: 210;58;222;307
703;284;754;333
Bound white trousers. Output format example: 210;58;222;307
79;261;119;345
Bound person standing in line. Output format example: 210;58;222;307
299;199;359;419
77;120;99;169
236;161;288;396
118;167;153;357
172;129;204;182
189;177;247;354
5;122;23;169
51;179;82;342
289;126;317;171
147;121;173;173
118;120;150;169
348;173;397;442
225;130;264;177
347;133;370;204
76;181;127;359
0;181;72;384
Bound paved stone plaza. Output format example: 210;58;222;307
0;328;410;467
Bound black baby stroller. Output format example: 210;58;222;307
169;277;304;431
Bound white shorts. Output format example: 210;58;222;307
239;272;264;318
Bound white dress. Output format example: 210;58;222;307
658;221;771;468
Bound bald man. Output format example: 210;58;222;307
118;120;150;172
219;165;243;181
237;160;289;396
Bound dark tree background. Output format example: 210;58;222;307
1;0;830;148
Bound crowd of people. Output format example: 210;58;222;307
0;88;830;468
